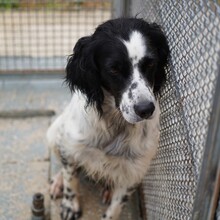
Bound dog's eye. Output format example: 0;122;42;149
139;57;156;73
110;69;120;75
147;60;155;67
144;59;155;68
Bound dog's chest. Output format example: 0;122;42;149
61;103;149;158
62;120;156;187
54;94;160;187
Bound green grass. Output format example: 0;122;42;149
0;0;110;11
0;0;19;9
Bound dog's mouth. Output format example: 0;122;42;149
123;113;154;124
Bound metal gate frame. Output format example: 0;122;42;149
192;59;220;220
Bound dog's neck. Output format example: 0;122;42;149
101;89;132;132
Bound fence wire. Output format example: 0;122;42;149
1;0;220;219
0;0;111;73
130;0;220;219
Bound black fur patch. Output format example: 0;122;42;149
61;156;68;167
128;88;133;99
64;193;75;200
65;18;169;115
131;82;137;90
127;186;136;193
121;195;129;203
74;209;82;219
67;187;72;192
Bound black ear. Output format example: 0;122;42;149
65;36;104;114
148;23;170;94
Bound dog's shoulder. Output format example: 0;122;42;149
47;92;111;150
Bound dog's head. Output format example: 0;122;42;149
66;18;169;124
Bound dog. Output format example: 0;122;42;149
47;18;169;220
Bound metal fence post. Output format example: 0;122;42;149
192;56;220;220
111;0;131;18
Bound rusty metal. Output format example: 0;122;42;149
31;193;45;220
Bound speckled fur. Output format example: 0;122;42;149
47;17;169;220
47;91;160;189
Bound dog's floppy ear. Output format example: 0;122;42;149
148;23;170;94
65;36;104;114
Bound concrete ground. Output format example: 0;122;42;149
0;74;142;220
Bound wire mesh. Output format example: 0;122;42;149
1;0;219;218
0;0;111;73
131;0;220;219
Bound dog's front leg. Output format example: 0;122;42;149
60;164;82;220
101;186;136;220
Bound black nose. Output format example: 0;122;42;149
134;101;155;119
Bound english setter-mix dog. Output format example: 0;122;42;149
47;18;169;220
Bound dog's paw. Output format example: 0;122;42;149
60;199;82;220
50;171;63;200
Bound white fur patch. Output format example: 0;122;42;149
120;31;156;124
122;31;146;64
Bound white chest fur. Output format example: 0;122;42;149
47;92;160;188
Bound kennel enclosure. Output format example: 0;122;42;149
0;0;219;219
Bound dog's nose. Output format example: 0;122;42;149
134;101;155;119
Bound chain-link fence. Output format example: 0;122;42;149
0;0;111;73
1;0;219;219
128;0;220;219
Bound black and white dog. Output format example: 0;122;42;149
47;18;169;220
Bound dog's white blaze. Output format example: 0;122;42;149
119;71;155;124
133;68;154;101
120;31;155;124
123;31;146;64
